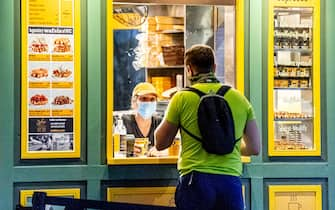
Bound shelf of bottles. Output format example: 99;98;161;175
269;5;320;156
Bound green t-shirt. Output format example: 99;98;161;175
165;83;255;176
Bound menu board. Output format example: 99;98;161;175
21;0;81;159
268;0;320;156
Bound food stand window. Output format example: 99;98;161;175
267;0;320;157
107;0;246;164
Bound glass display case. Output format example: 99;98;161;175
268;0;320;156
107;0;246;164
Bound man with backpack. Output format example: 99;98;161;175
154;44;260;210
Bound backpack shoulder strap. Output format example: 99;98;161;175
216;85;231;96
180;125;202;142
180;87;205;97
216;85;242;141
179;86;203;142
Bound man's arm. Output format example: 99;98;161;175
154;120;179;151
240;119;260;156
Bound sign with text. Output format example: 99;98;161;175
21;0;81;159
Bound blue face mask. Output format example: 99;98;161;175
137;101;157;119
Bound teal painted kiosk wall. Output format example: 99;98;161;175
1;0;335;209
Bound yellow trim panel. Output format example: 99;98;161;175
21;0;81;159
268;0;320;156
20;188;80;207
269;185;322;210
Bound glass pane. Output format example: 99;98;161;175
215;6;236;87
186;6;214;48
111;3;237;159
185;6;236;87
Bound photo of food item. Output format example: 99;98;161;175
30;38;48;53
28;134;53;151
30;94;48;105
53;67;72;78
274;111;311;119
52;96;73;105
53;38;71;52
28;133;74;152
30;68;48;78
36;118;47;133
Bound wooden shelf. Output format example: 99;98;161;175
274;76;310;79
108;155;251;165
274;26;312;30
274;48;312;53
159;30;184;34
274;118;313;122
146;65;184;70
274;87;312;90
274;65;312;67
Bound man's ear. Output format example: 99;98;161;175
186;65;192;75
212;63;216;73
187;65;194;76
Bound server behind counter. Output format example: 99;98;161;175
121;82;162;148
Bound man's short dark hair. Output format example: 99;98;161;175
185;44;215;74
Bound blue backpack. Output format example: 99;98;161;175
180;85;241;155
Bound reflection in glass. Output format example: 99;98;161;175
215;6;236;87
186;6;214;48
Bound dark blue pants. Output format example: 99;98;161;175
175;171;244;210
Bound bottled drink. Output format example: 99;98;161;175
114;116;127;157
